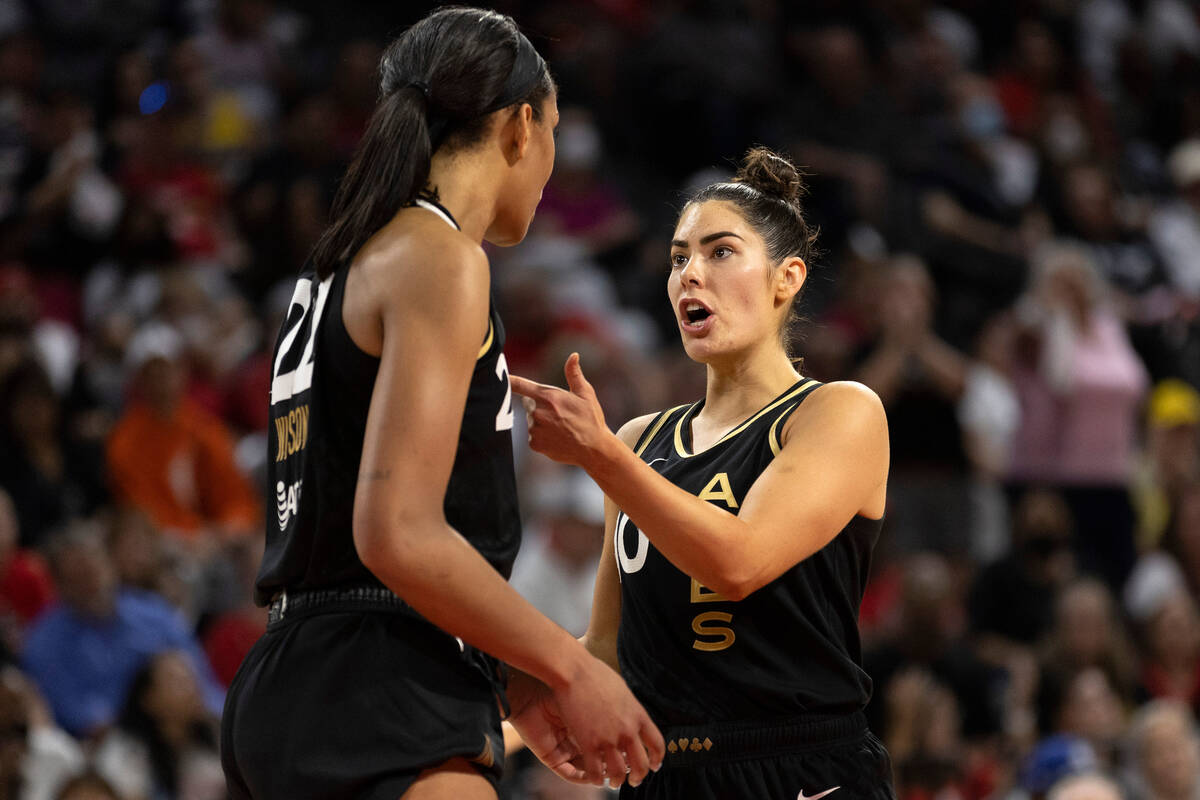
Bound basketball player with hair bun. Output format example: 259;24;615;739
221;8;663;799
512;146;896;798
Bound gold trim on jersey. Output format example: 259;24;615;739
635;404;689;457
768;402;799;457
476;318;494;360
673;379;820;458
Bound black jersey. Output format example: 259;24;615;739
254;198;522;605
615;379;882;727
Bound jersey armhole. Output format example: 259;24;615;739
769;381;825;455
631;405;688;457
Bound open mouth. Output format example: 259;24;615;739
684;304;711;324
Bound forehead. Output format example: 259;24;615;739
673;200;755;244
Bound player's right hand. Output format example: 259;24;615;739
550;652;665;788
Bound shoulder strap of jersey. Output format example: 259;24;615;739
631;404;690;457
766;380;825;457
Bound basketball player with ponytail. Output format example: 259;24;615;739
513;147;896;798
220;8;662;799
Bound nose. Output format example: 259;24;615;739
678;256;704;288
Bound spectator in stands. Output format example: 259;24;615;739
94;650;223;800
970;488;1077;650
1041;579;1138;701
1046;772;1124;800
21;519;222;738
0;359;106;549
106;323;259;548
0;666;85;800
1127;700;1200;800
855;255;971;558
1009;242;1148;588
510;467;605;637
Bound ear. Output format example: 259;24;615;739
776;256;807;304
501;102;535;166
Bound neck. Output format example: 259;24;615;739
426;149;501;244
700;342;800;425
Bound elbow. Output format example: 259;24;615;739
352;503;438;577
705;567;761;603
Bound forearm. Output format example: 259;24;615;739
362;521;588;690
583;436;754;599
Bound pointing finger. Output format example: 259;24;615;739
509;374;554;401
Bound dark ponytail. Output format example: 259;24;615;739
311;7;553;279
683;146;820;356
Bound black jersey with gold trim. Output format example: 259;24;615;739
614;379;882;726
254;200;521;605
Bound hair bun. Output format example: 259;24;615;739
733;146;805;206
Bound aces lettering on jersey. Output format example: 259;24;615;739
616;471;739;653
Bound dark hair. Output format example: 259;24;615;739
684;147;819;355
311;7;554;279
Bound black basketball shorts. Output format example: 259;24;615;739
221;598;505;800
620;712;895;800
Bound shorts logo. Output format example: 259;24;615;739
276;479;302;529
798;788;840;800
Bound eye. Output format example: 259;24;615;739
713;245;733;258
670;252;688;269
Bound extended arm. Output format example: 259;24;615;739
513;357;889;601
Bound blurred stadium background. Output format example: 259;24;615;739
1;0;1200;797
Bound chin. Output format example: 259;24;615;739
485;217;533;247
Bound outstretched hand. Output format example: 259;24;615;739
510;353;611;469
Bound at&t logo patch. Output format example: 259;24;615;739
276;479;302;530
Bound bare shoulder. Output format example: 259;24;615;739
783;380;888;442
615;412;660;449
358;213;489;307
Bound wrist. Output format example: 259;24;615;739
582;428;625;477
541;639;591;693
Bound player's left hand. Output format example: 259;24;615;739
510;353;611;469
506;669;589;783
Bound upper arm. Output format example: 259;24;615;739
584;413;657;669
352;237;491;551
735;381;889;586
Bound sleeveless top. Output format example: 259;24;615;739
614;379;882;725
255;198;521;605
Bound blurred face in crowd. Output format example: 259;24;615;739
109;510;162;591
1147;589;1200;665
1055;581;1116;665
1048;774;1123;800
1137;705;1200;799
51;531;118;619
1059;668;1126;751
669;200;801;367
142;651;204;727
1015;490;1076;584
7;368;58;441
1064;165;1116;239
138;356;186;414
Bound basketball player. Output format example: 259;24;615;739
511;147;896;798
220;9;663;799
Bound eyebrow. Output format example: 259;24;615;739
671;231;745;249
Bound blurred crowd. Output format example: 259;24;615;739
0;0;1198;797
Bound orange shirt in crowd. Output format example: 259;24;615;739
107;398;261;539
